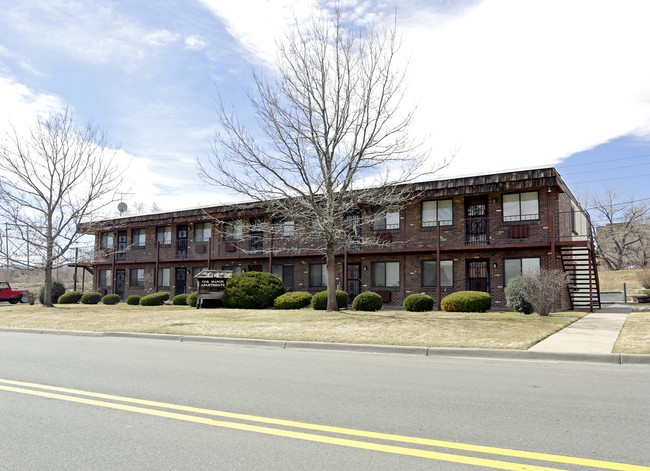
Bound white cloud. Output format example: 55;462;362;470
184;35;207;51
0;76;65;135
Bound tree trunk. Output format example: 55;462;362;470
326;241;338;312
43;232;54;307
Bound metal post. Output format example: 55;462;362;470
26;226;30;272
208;236;212;270
436;221;441;311
73;248;78;291
623;283;627;303
111;249;116;295
82;266;85;292
154;241;160;293
547;188;555;270
588;244;594;313
5;223;9;269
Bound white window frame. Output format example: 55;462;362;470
503;192;539;222
421;200;453;227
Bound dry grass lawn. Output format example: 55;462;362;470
0;303;586;350
598;268;646;294
613;310;650;354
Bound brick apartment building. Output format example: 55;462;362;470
77;167;601;310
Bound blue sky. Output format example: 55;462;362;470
1;0;649;217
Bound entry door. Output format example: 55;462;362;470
467;260;489;292
115;269;125;299
347;264;361;301
116;231;127;261
175;267;186;296
465;197;488;245
176;225;188;258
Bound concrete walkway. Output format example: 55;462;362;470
529;306;632;354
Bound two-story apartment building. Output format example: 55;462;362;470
77;167;601;311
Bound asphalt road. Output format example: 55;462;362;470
0;332;649;470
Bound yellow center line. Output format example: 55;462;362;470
1;379;648;471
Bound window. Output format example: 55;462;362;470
130;268;144;287
421;260;454;287
372;261;400;287
158;268;170;288
273;264;295;289
156;226;171;245
131;229;146;247
98;269;112;287
503;192;539;222
422;200;453;226
222;265;242;274
225;221;244;240
373;206;400;230
273;218;294;237
192;266;207;290
309;264;328;287
504;258;541;285
194;223;212;242
100;232;114;250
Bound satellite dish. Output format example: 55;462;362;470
118;202;128;214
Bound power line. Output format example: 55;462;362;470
570;172;650;185
561;161;650;177
557;152;650;169
582;196;650;211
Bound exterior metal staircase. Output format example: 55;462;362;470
559;244;601;310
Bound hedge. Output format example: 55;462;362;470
139;292;170;306
58;291;83;304
80;292;102;305
172;293;189;305
274;291;312;309
126;295;141;306
222;272;285;309
505;277;534;314
39;281;66;304
403;293;434;312
441;291;492;312
102;294;120;305
352;292;383;311
187;292;198;307
311;290;348;310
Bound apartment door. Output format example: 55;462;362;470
467;260;489;292
347;264;361;302
115;269;125;299
176;225;188;258
465;197;488;245
116;231;127;261
175;267;186;296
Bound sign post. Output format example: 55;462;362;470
194;270;233;309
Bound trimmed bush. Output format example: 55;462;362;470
80;292;102;305
172;293;189;305
139;292;170;306
126;295;141;305
403;293;434;312
39;281;66;304
274;291;313;309
311;290;349;310
505;277;534;314
187;292;198;307
102;294;120;305
222;272;285;309
352;291;383;311
441;291;492;312
58;291;83;304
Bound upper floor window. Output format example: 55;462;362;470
309;263;327;288
373;206;400;231
503;192;539;222
194;222;212;242
372;261;400;288
131;229;146;247
100;232;114;250
98;269;112;287
421;260;454;287
504;257;541;285
225;221;244;240
273;218;295;237
422;200;453;227
156;226;171;245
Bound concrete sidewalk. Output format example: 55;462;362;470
529;306;632;354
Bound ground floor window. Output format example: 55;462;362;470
130;268;144;287
372;261;400;287
421;260;453;287
309;263;327;288
98;269;112;288
222;265;242;274
273;264;294;289
504;257;541;285
158;268;170;289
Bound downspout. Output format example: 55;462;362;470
436;220;441;311
154;241;160;293
111;249;116;295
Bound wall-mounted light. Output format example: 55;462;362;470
363;266;368;271
493;262;498;269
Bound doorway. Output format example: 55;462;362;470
466;260;489;292
176;225;188;258
115;269;125;299
175;267;186;296
465;197;488;245
347;263;361;302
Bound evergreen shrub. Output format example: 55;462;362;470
172;294;189;305
80;292;102;305
187;292;198;307
139;292;170;306
274;291;312;309
39;281;66;304
441;291;492;312
311;290;349;310
126;295;141;305
222;272;285;309
58;291;83;304
403;293;435;312
505;277;534;314
102;294;120;305
352;291;383;311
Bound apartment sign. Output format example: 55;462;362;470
194;270;233;308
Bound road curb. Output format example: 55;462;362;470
1;327;649;364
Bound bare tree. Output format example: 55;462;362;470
585;187;650;270
199;9;443;311
517;269;569;316
0;107;122;306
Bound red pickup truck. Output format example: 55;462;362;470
0;282;28;304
